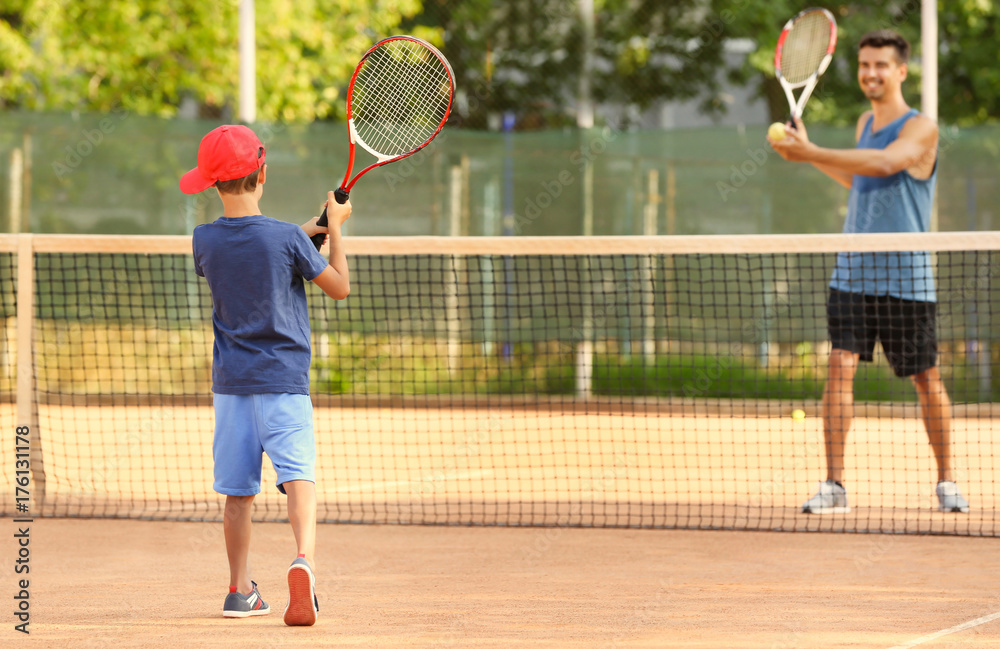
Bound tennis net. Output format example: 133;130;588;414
1;232;998;534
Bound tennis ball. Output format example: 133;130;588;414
768;122;787;141
791;409;806;421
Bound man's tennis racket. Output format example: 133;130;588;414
311;35;455;249
774;8;837;122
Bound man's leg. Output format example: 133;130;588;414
911;366;952;483
225;494;256;595
823;348;860;484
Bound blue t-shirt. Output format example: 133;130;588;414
193;215;329;395
829;108;937;302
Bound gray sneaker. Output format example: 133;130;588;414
936;481;970;513
223;581;270;618
801;480;850;514
284;557;319;626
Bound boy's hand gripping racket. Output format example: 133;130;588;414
774;8;837;125
311;36;455;249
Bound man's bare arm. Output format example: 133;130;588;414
771;113;938;180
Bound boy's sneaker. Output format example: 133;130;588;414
936;481;970;513
223;581;270;618
801;480;851;514
284;557;319;626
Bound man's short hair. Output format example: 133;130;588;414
858;30;910;64
215;168;261;195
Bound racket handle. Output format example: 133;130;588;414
310;188;350;250
310;206;327;251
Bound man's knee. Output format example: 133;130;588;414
911;365;944;391
828;349;859;377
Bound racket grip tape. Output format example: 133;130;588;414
310;188;351;250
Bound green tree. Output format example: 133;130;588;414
0;0;421;122
726;1;998;126
406;0;733;129
939;0;999;125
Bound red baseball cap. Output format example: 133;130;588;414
179;125;266;194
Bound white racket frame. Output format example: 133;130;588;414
775;8;838;119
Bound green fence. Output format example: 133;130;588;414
1;112;998;238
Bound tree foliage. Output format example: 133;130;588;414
724;0;999;126
0;0;420;121
0;0;997;126
405;0;733;129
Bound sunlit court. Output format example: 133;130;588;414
2;1;999;648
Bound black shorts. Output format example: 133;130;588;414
826;288;938;378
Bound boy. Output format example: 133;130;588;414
180;124;352;625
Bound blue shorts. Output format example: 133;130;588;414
213;393;316;496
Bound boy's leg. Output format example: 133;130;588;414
283;480;317;566
225;494;256;594
283;481;319;626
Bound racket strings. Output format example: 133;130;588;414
351;41;452;158
359;62;448;152
779;12;833;85
355;59;448;155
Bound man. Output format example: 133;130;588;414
769;30;969;515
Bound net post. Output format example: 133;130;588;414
8;148;22;233
238;0;256;124
481;177;500;355
577;133;595;398
16;234;44;505
642;168;660;362
576;257;594;400
446;165;464;375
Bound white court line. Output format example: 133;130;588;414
887;611;1000;649
329;469;495;494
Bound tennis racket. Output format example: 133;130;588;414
774;8;837;123
311;35;455;249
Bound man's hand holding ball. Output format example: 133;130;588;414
767;116;814;162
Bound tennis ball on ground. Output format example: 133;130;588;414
768;122;787;141
791;409;806;421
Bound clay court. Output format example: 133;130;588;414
3;236;998;646
6;518;998;648
8;403;997;530
3;404;999;647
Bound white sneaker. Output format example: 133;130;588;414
801;480;850;514
936;481;970;513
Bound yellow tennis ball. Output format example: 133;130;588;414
768;122;787;141
791;409;806;421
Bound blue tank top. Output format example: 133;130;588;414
829;108;937;302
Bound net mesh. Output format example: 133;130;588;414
779;11;834;85
0;250;15;492
351;38;453;158
0;234;997;534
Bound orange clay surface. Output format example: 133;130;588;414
1;518;997;648
1;405;995;533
